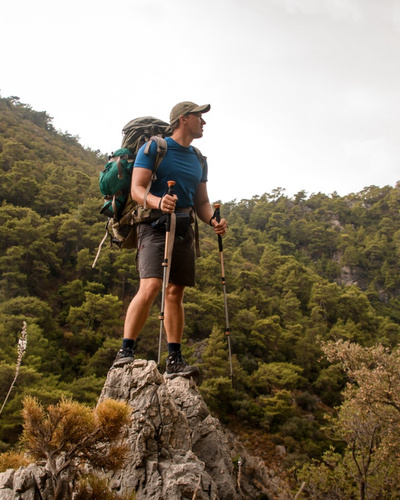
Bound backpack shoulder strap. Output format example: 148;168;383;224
191;146;208;258
146;136;168;173
192;146;208;185
142;136;168;209
192;146;206;167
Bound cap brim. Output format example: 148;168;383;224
192;104;211;114
169;103;211;125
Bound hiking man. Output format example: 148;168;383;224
113;101;227;379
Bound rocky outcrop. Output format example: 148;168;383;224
0;359;288;499
100;359;285;499
0;464;53;499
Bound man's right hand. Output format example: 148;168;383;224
160;194;177;213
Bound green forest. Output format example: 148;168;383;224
2;95;400;497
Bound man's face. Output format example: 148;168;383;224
184;112;206;139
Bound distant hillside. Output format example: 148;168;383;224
0;96;105;213
1;96;400;489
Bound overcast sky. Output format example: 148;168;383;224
2;0;400;203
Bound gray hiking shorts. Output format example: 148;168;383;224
136;221;195;287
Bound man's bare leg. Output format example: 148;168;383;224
124;277;162;340
113;277;161;367
164;283;200;381
164;284;185;343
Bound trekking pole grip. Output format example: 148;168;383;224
166;181;175;232
167;180;175;196
214;203;223;252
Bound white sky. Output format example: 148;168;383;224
1;0;400;203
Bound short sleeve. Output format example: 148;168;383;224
133;141;158;170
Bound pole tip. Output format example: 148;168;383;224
214;203;221;209
167;180;176;187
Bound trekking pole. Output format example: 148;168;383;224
214;203;234;387
158;181;176;367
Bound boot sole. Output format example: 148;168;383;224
112;357;135;368
165;370;200;382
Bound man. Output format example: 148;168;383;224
113;101;227;379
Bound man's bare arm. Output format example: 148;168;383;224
131;168;176;212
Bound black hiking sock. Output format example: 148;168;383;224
122;338;135;350
167;343;181;355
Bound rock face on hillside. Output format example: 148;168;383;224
100;359;285;499
0;359;287;499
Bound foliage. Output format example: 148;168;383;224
0;321;27;416
75;474;136;499
295;341;400;499
294;448;358;499
0;449;32;471
20;396;131;499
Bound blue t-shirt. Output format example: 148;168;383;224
133;137;207;208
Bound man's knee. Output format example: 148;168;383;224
165;284;185;303
138;278;162;301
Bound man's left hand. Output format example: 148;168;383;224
211;217;228;236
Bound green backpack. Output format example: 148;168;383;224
92;117;169;268
99;117;170;218
99;147;135;218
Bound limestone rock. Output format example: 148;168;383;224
100;359;284;499
0;464;53;499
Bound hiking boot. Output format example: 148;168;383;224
165;352;200;382
112;347;135;368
